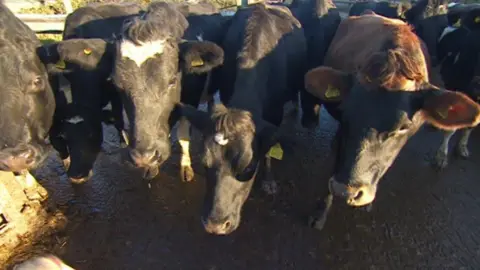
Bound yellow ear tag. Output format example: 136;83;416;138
325;85;340;99
55;60;66;69
267;143;283;160
475;16;480;24
453;19;462;27
436;109;449;119
191;58;204;67
83;48;92;55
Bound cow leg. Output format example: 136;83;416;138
309;191;333;231
15;170;48;202
207;96;215;115
435;130;455;169
456;128;472;159
177;117;195;182
262;155;278;195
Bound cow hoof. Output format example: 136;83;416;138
62;157;71;171
181;165;195;182
262;180;278;195
434;151;448;170
308;214;327;231
456;145;470;159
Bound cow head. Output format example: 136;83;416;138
177;103;277;235
42;2;224;179
0;4;57;173
305;66;480;207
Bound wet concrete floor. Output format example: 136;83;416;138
7;66;480;269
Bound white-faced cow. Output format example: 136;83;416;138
177;3;307;235
0;1;58;198
305;13;480;231
434;6;480;169
44;2;228;182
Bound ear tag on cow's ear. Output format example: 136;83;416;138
453;19;462;27
436;108;449;119
55;60;66;69
83;48;92;55
267;143;283;160
475;17;480;24
191;57;204;67
325;85;340;99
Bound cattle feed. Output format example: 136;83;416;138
120;39;166;67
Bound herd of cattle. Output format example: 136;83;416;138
2;0;480;237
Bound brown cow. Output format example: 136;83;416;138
305;13;480;231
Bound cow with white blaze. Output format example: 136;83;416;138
177;3;307;235
43;2;226;181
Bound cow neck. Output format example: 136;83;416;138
227;69;264;121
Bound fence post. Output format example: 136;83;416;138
63;0;73;14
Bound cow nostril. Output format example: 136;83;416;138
223;220;231;231
354;190;364;201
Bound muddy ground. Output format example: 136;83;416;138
3;65;480;269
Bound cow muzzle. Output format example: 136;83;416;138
201;215;237;235
329;177;376;207
68;169;94;184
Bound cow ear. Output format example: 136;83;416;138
179;41;224;74
174;103;211;133
304;66;353;103
418;88;480;130
40;38;114;72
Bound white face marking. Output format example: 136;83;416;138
65;116;84;124
214;133;229;145
120;39;166;67
439;26;458;42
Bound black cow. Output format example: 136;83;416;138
0;1;58;194
349;1;412;20
177;3;307;235
49;3;142;184
283;0;343;128
434;6;480;169
43;2;227;181
404;0;449;66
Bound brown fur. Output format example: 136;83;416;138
324;14;429;91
